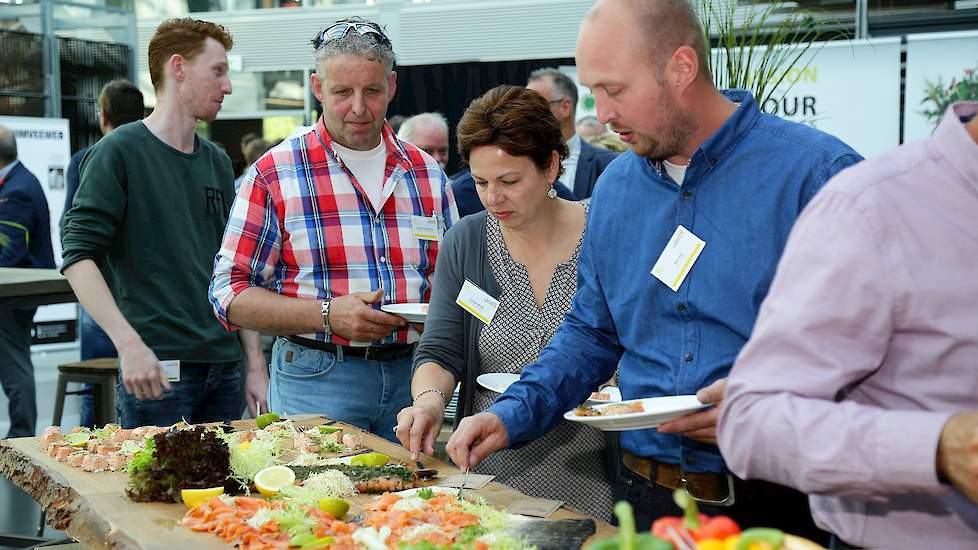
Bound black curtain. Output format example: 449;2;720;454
388;56;575;176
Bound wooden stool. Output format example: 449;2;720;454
51;358;118;428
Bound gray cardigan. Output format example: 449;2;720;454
413;211;500;425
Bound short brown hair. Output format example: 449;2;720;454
457;85;569;179
98;80;144;128
148;18;233;92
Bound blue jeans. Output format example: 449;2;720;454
116;361;243;428
268;337;412;443
78;308;117;427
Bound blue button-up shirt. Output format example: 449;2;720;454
489;90;863;473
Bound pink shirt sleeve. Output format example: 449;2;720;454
718;186;951;500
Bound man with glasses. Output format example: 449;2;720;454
446;0;861;540
209;17;457;441
526;68;618;201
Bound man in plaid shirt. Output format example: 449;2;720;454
209;17;457;440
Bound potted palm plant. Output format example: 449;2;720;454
697;0;841;112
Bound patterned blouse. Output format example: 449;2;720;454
471;204;613;520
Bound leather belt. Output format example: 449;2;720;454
284;335;415;362
623;451;735;505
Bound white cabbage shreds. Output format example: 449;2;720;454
352;526;392;550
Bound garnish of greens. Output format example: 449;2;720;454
416;488;435;500
275;470;356;508
221;428;282;488
127;426;232;503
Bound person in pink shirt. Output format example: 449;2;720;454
718;101;978;550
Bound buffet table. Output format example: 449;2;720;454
0;415;615;549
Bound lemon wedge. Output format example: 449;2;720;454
181;486;224;508
318;497;350;519
256;412;281;430
350;452;389;467
236;440;252;453
63;432;90;447
254;465;296;497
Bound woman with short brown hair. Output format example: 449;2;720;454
395;85;613;519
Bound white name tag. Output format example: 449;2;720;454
651;225;706;292
160;360;180;383
412;215;441;241
455;279;500;325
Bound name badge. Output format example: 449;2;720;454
455;279;500;324
651;225;706;292
412;215;441;241
160;360;180;383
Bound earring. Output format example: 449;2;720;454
547;186;558;199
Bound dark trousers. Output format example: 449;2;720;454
115;360;242;428
0;307;37;438
78;307;117;427
613;459;830;546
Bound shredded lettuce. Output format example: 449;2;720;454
460;498;512;533
276;470;355;508
269;504;318;537
228;430;281;485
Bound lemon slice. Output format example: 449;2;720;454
350;452;389;467
318;497;350;519
254;465;296;497
181;486;225;508
63;432;91;447
236;440;252;453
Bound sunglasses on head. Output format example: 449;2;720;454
313;21;391;49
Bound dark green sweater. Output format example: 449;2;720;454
62;121;240;362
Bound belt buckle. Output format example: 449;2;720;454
680;473;736;507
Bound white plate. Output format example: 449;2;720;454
563;395;708;431
381;303;429;323
585;386;622;405
476;373;520;394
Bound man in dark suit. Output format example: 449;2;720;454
0;124;55;438
527;68;617;200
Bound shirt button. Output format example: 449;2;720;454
709;158;718;166
684;353;694;363
685;456;695;466
386;295;391;301
682;190;692;200
380;256;387;263
677;303;687;313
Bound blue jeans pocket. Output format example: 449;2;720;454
272;338;337;379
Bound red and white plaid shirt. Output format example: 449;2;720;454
209;117;457;345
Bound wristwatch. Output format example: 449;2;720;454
321;299;332;334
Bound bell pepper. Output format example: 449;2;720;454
650;490;741;543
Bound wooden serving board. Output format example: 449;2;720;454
0;415;615;549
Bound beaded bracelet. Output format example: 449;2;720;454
413;388;448;405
